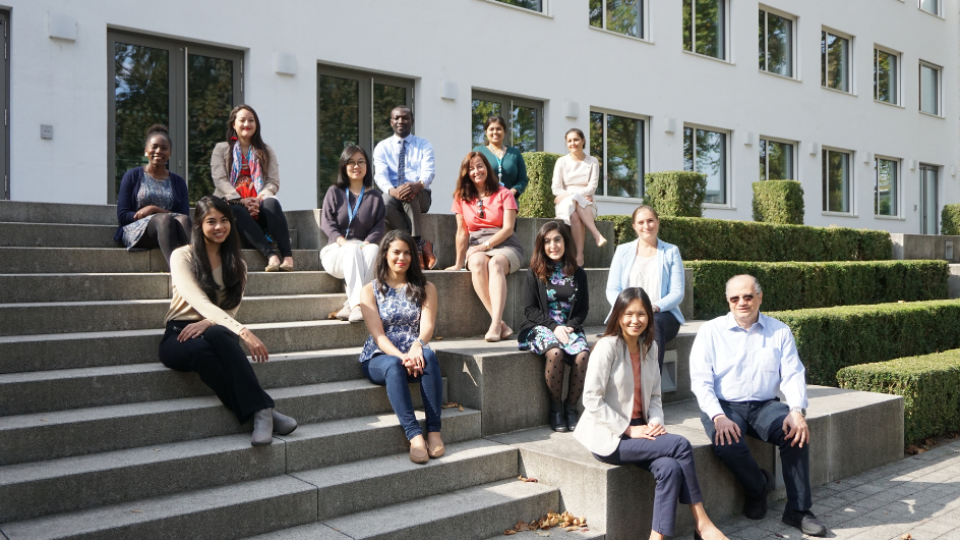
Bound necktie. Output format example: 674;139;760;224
397;140;406;187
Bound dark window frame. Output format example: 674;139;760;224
471;90;544;152
758;7;794;78
589;0;645;40
589;109;646;200
683;124;728;205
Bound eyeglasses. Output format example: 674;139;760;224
727;295;755;304
346;160;367;168
476;198;485;219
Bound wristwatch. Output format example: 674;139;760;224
416;338;429;348
789;406;806;417
483;241;491;250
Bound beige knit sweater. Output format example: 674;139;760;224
164;246;245;335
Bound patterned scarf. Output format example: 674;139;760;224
230;142;263;198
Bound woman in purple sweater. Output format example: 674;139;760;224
320;145;387;322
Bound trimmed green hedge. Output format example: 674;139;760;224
643;171;707;217
942;203;960;235
688;260;949;320
518;152;559;219
597;215;892;262
838;350;960;444
752;180;804;225
767;300;960;387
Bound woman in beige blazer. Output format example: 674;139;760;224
211;104;294;272
574;287;728;540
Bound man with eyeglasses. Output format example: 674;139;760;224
689;274;827;537
373;106;438;269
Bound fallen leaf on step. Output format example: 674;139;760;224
434;336;444;341
130;510;142;513
327;311;339;320
458;405;464;412
518;475;539;483
535;530;551;537
441;402;460;409
502;530;516;536
901;534;912;540
565;526;578;531
515;520;531;532
580;528;589;532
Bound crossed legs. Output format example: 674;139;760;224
568;207;606;267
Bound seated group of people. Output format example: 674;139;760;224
126;105;828;540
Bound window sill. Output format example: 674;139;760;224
588;26;653;45
475;0;552;18
821;86;857;97
822;211;858;218
875;214;905;221
918;7;945;20
919;110;945;119
596;195;644;204
682;49;733;66
874;99;904;109
703;203;736;211
759;69;800;83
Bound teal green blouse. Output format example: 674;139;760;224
472;145;529;197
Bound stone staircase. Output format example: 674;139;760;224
0;201;904;540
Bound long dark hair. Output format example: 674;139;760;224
375;230;427;306
336;145;374;189
602;287;655;354
530;221;578;281
189;196;246;310
454;151;500;202
225;104;269;173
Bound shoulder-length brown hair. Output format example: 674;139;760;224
602;287;655;354
453;151;500;202
225;104;270;173
530;221;578;281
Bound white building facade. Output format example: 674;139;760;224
3;0;958;234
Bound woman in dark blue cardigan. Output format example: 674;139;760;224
115;125;191;263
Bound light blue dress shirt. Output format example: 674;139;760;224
372;134;436;193
689;312;809;421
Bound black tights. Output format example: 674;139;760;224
131;213;191;263
231;198;292;259
544;348;589;404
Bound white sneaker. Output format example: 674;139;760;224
348;306;364;323
335;302;351;320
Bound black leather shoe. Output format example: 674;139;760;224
564;400;580;431
782;508;828;537
743;468;774;520
549;400;568;433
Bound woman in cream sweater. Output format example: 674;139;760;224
575;287;727;540
552;128;607;266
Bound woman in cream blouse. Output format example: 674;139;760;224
575;287;728;540
552;128;607;266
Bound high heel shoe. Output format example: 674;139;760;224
499;321;514;340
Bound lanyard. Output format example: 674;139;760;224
489;146;506;185
344;186;365;237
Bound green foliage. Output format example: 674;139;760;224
596;215;893;262
688;260;949;319
518;152;560;219
752;180;804;225
838;350;960;444
942;204;960;235
767;299;960;387
643;171;707;218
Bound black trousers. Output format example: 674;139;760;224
653;311;681;372
159;320;274;424
700;399;812;512
130;212;191;263
231;198;292;259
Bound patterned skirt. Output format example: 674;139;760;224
519;325;589;364
121;213;184;250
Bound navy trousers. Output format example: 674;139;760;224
594;420;703;537
362;349;443;440
653;311;681;372
700;399;812;512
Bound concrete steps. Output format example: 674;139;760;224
0;247;320;273
0;221;299;249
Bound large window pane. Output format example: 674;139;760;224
684;127;726;204
511;105;539;154
822;31;849;92
764;11;792;77
606;0;641;38
497;0;542;11
761;139;793;180
589;0;603;27
682;0;693;52
317;75;359;194
590;112;605;196
373;83;407;144
921;166;938;234
186;54;234;203
114;42;169;199
875;158;897;217
920;64;939;115
605;114;643;198
759;139;767;181
683;0;724;59
920;0;939;15
875;49;898;104
822;150;850;213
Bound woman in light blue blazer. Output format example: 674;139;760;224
605;205;684;372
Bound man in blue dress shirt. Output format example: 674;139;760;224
690;274;827;537
372;106;437;269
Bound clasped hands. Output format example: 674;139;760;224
176;321;269;363
133;205;166;220
389;181;423;202
713;411;809;447
239;197;262;219
624;423;667;440
401;342;427;377
552;325;575;345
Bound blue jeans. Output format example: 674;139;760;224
361;349;442;440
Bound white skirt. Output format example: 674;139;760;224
555;193;598;225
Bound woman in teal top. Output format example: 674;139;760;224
472;115;529;199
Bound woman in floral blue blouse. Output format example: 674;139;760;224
518;221;590;433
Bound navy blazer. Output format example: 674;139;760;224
115;167;190;242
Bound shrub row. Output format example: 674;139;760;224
688;260;949;319
837;350;960;444
597;215;892;262
752;180;804;225
518;152;560;219
766;299;960;387
942;203;960;236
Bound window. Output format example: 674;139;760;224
590;0;643;39
874;48;899;105
919;0;940;16
758;9;793;77
496;0;542;12
471;91;543;153
683;0;726;60
316;65;414;202
822;149;851;213
920;165;939;234
589;111;645;198
0;12;7;200
759;139;794;181
821;30;850;92
108;31;243;204
684;126;727;204
874;158;898;217
920;62;941;115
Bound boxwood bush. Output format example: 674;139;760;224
597;215;892;262
942;203;960;235
688;260;948;319
838;350;960;444
643;171;707;217
518;152;560;219
752;180;804;225
767;299;960;387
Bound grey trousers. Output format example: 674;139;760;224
381;187;432;238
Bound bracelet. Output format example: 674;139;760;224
416;338;428;348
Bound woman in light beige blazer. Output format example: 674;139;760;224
574;287;728;540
